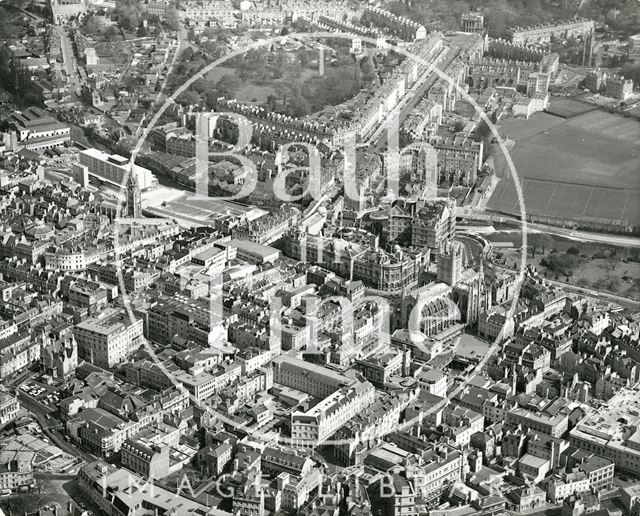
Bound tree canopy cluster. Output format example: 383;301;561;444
384;0;640;38
114;0;180;32
174;44;368;118
541;251;582;276
622;63;640;88
0;45;32;97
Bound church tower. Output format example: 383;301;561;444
126;171;142;218
437;241;463;286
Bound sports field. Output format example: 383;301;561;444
488;107;640;227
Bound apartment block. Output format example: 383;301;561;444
73;308;144;369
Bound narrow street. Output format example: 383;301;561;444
59;30;76;78
155;27;188;105
368;46;457;149
16;390;97;464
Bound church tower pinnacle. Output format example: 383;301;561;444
126;171;142;218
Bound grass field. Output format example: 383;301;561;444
205;64;318;105
490;179;638;224
488;106;640;226
205;66;277;104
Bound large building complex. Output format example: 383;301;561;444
506;19;595;45
362;7;427;41
629;33;640;63
6;107;70;151
273;356;375;447
0;4;639;515
569;387;640;476
79;148;158;191
50;0;86;23
72;308;144;368
284;228;428;292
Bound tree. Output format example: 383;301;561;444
0;7;22;39
216;73;241;98
621;63;640;85
604;254;621;272
543;253;581;275
473;119;493;151
238;62;252;83
105;25;118;41
201;27;217;40
453;120;465;132
177;90;201;106
297;48;309;68
118;11;139;30
266;93;277;111
531;233;553;255
353;60;361;90
205;89;221;109
181;46;195;62
191;78;211;94
273;53;287;79
84;15;100;35
287;95;311;117
163;8;180;31
360;55;376;83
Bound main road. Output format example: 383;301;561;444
16;388;97;464
155;26;188;105
521;221;640;249
59;29;76;78
464;214;640;249
367;45;459;150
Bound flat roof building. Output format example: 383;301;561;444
569;386;640;476
79;148;157;191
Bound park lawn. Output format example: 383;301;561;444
205;65;236;83
498;246;640;301
203;54;358;113
573;260;640;298
235;83;278;103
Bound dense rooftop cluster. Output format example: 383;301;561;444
0;1;638;515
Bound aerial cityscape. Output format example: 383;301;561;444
0;0;639;515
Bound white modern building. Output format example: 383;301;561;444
79;148;158;190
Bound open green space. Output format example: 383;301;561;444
488;107;640;226
494;242;640;301
178;44;375;117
